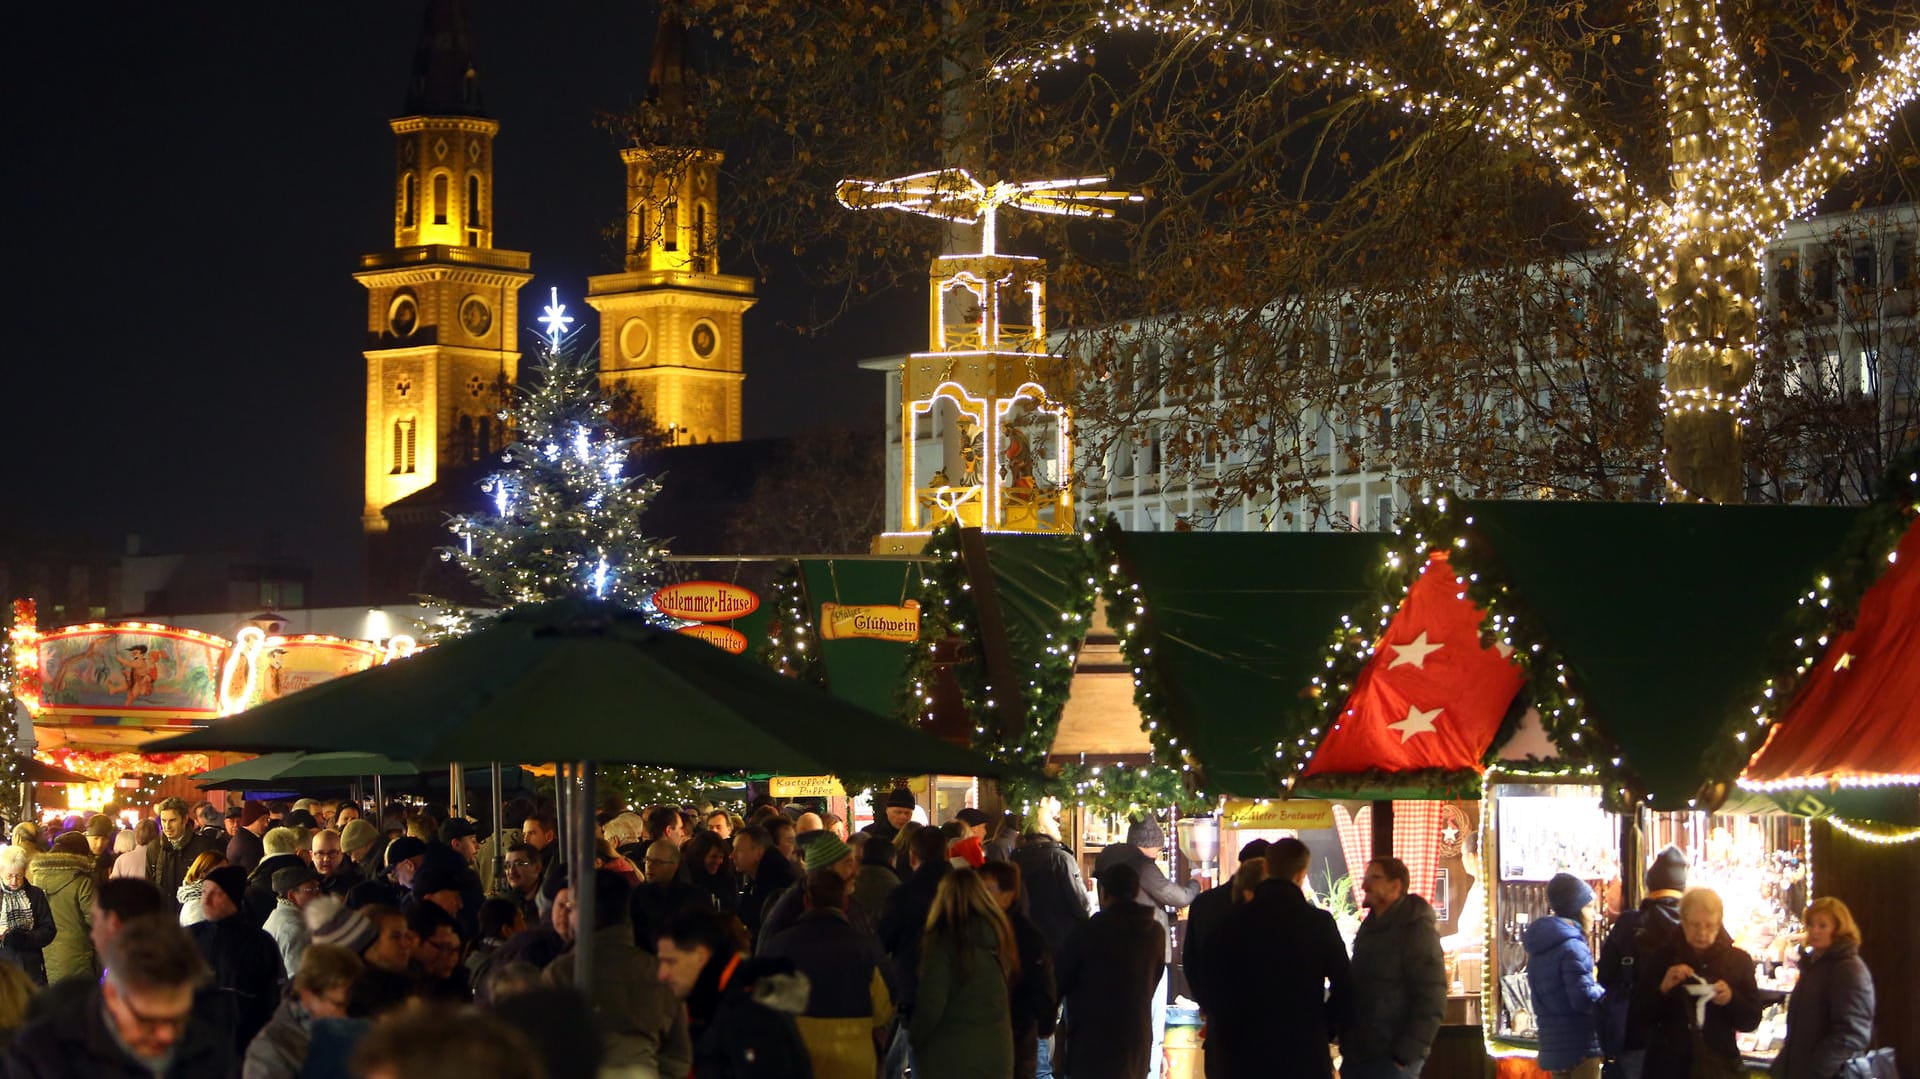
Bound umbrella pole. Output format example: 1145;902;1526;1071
449;763;466;820
490;762;505;889
571;760;597;994
373;774;384;818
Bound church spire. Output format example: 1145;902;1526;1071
405;0;484;118
647;10;692;116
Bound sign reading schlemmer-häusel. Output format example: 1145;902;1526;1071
652;581;760;622
820;601;921;643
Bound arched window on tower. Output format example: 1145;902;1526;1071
391;418;419;475
458;414;475;463
466;175;484;246
402;175;416;229
663;198;678;252
433;174;449;225
479;415;496;456
694;204;711;271
631;203;647;254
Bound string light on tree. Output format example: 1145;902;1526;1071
999;0;1920;503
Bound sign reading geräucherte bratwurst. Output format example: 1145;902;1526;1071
819;600;921;643
651;581;760;622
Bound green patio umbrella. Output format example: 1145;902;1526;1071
192;751;424;791
153;598;1007;778
153;598;1010;995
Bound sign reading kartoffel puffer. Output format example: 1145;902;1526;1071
1220;799;1336;830
652;581;759;622
820;601;921;643
675;624;749;654
770;775;844;798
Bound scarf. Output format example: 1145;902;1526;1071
0;883;33;934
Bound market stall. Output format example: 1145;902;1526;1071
1272;498;1867;1077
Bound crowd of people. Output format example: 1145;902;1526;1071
0;795;1884;1079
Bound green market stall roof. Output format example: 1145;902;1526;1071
1273;500;1866;810
1106;528;1387;798
796;558;927;720
1460;500;1861;810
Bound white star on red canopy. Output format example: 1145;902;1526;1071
1389;630;1445;669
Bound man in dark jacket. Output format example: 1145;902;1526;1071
655;907;815;1079
860;787;916;849
312;827;365;897
1089;816;1198;1075
875;824;951;1014
3;912;233;1078
147;797;219;916
980;860;1059;1079
1198;838;1351;1079
1056;862;1166;1079
1008;830;1089;951
1344;857;1446;1079
225;801;272;874
760;868;895;1074
243;826;306;929
756;834;876;953
1598;846;1688;1079
547;870;691;1075
733;825;798;944
1182;837;1269;1010
185;866;286;1060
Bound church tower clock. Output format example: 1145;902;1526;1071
356;0;532;534
586;15;756;446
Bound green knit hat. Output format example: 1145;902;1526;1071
803;833;852;872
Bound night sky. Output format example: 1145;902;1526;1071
8;2;896;595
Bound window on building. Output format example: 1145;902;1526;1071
1775;252;1799;308
458;414;475;463
1813;251;1837;300
392;418;418;474
1376;495;1396;531
402;175;416;228
663;199;678;251
632;204;647;253
1893;235;1914;285
433;174;449;225
1375;407;1394;453
1851;244;1877;287
406;419;418;473
694;204;711;269
467;175;484;245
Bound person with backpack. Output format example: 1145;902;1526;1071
1598;846;1688;1079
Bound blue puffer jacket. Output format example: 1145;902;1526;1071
1525;914;1605;1070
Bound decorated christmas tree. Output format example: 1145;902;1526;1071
438;292;738;812
443;291;667;614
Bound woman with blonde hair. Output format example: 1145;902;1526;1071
909;868;1016;1079
111;819;158;880
178;849;226;927
1773;897;1876;1078
0;845;56;985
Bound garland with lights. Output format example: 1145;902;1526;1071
0;601;28;808
1095;520;1212;811
600;765;744;813
1266;522;1544;799
1728;455;1920;810
1269;497;1624;806
899;523;1195;815
760;561;824;687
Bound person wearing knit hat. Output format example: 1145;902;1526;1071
83;813;120;884
1597;846;1692;1071
188;863;286;1054
1526;873;1604;1076
756;831;866;950
1089;815;1199;1075
303;894;379;955
227;801;273;874
860;786;918;847
265;865;323;977
339;817;381;864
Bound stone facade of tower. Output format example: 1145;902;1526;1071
356;0;531;534
585;20;756;446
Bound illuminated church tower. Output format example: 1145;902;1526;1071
585;15;757;446
356;0;533;534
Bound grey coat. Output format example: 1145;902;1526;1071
242;998;312;1079
1772;940;1875;1079
1345;893;1447;1072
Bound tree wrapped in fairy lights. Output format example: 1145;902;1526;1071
444;290;667;613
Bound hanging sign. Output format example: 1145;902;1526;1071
653;581;759;622
676;624;749;654
1220;799;1335;830
820;601;921;643
770;775;845;798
